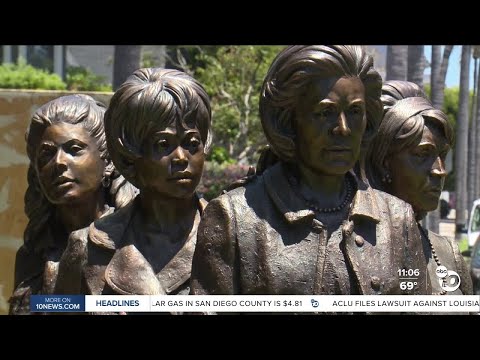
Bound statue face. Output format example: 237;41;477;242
295;76;366;176
387;122;449;213
134;124;205;199
35;122;105;205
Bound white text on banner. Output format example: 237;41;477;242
84;295;480;313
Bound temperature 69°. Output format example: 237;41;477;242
400;281;417;290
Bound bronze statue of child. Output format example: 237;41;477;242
55;68;212;296
10;94;136;314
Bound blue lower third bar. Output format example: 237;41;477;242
30;295;85;312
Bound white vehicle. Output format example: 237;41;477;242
467;199;480;248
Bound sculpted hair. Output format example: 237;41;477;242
366;80;454;191
24;94;136;247
104;68;212;186
260;45;383;162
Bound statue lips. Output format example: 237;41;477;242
168;171;194;184
52;175;75;187
425;187;442;197
325;145;352;158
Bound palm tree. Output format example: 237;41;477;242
386;46;407;80
474;47;480;204
468;47;479;216
113;46;142;90
427;45;453;233
407;45;425;89
455;45;471;232
430;46;454;109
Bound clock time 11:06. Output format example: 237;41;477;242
397;268;420;277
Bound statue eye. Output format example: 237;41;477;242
69;145;84;155
414;149;430;158
314;107;333;117
37;148;55;165
350;106;363;115
37;144;56;165
190;138;200;147
157;139;168;148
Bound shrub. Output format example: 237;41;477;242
0;58;66;90
198;162;251;201
66;66;112;92
207;146;235;164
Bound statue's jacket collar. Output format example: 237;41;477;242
85;195;207;295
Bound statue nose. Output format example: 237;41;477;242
431;156;446;177
332;112;351;136
172;146;188;165
54;149;68;171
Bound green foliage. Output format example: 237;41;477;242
207;146;235;164
165;46;218;73
141;51;156;68
66;66;112;92
458;237;469;254
443;87;461;128
424;85;476;134
197;161;251;200
193;46;285;164
0;58;66;90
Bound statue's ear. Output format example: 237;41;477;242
380;157;393;185
109;139;140;188
383;157;390;173
120;158;137;186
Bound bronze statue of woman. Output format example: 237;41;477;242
191;46;430;296
10;94;137;314
366;80;473;295
54;68;212;297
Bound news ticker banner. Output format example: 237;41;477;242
30;295;480;313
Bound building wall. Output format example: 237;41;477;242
67;46;115;84
66;45;167;85
0;89;112;315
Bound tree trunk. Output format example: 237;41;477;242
113;45;142;90
455;45;471;232
475;50;480;203
431;45;454;109
468;56;478;218
386;46;407;80
426;46;454;233
407;45;425;89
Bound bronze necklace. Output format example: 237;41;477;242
287;172;355;213
418;223;447;295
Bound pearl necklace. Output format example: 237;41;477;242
418;224;447;295
288;173;355;214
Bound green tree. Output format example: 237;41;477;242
165;46;218;75
194;45;285;164
424;84;459;131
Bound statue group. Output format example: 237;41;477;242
9;46;473;315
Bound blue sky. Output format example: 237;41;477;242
424;46;476;89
